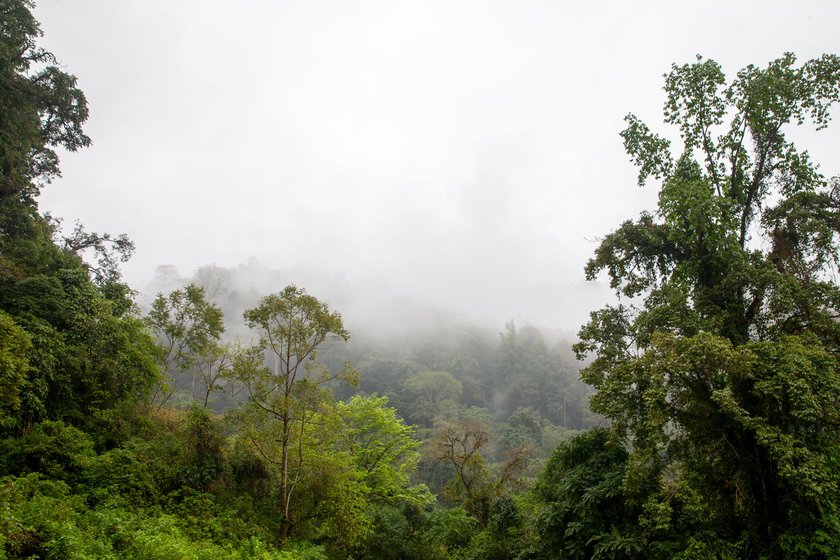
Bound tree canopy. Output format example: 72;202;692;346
240;285;358;541
6;2;837;556
0;0;89;200
575;53;840;558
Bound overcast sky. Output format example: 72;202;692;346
34;0;840;331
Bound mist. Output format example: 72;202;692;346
34;0;840;332
138;260;593;342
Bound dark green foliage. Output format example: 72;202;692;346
458;496;528;560
532;429;642;559
0;269;159;431
0;0;155;435
227;439;272;497
0;309;29;420
176;406;224;491
425;507;478;552
0;198;76;283
0;0;90;200
0;420;94;483
80;446;159;506
357;504;414;560
576;53;840;558
0;195;158;435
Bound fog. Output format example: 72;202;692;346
34;0;840;332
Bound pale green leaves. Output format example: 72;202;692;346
147;284;224;374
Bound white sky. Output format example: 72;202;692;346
34;0;840;330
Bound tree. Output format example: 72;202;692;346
241;285;357;541
497;406;542;456
53;218;135;285
492;322;589;428
146;284;224;408
192;264;232;302
0;309;30;422
192;339;260;409
0;267;159;433
332;395;427;505
0;2;157;437
0;0;90;200
402;370;462;428
575;53;840;557
533;429;643;560
280;395;433;555
435;420;528;524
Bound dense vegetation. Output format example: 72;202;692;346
1;2;839;558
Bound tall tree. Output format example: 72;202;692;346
241;285;357;541
435;419;528;524
146;284;224;408
0;1;157;436
0;0;90;200
575;53;840;557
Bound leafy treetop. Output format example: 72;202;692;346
0;0;90;200
575;53;840;558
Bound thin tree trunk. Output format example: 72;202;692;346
279;412;291;540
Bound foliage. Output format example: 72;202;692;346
176;406;225;491
576;53;840;558
434;419;529;525
1;203;157;434
531;429;643;559
0;420;94;483
424;507;478;553
146;284;225;408
0;0;90;200
402;370;462;427
232;392;432;554
1;269;159;431
0;472;320;559
332;395;428;505
239;285;358;540
336;319;592;435
53;218;135;285
0;310;29;423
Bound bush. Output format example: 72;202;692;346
0;420;94;482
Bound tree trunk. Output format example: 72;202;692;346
279;412;291;541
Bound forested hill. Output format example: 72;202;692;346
2;2;840;558
138;261;594;430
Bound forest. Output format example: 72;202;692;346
2;1;840;558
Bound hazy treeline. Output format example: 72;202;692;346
142;261;594;428
140;262;597;501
